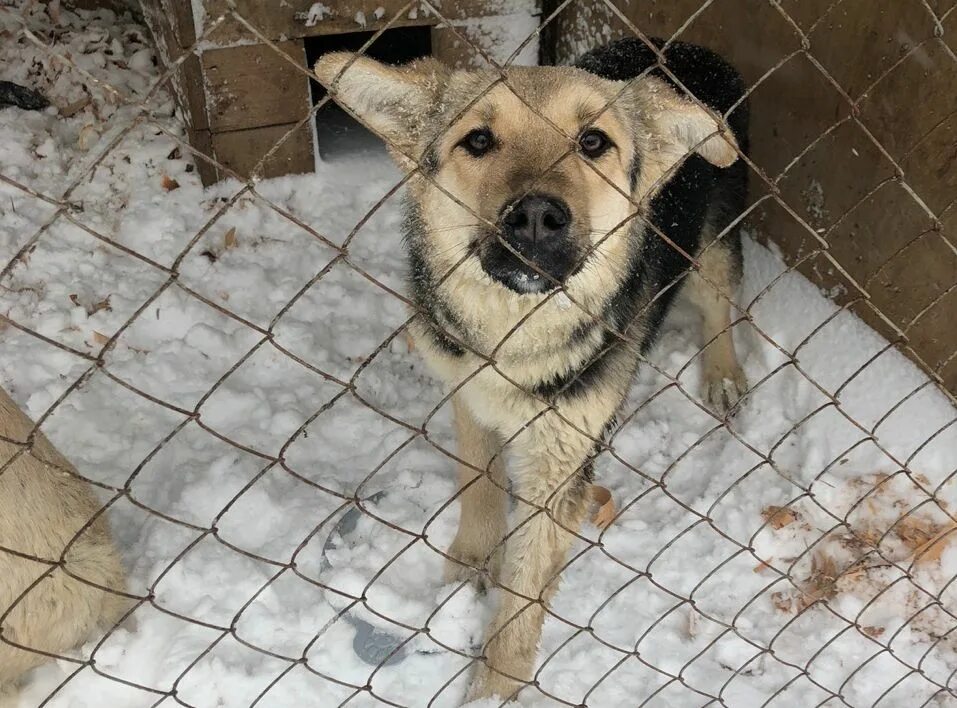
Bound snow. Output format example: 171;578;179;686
2;3;956;707
302;2;331;28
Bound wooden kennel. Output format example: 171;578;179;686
139;1;542;185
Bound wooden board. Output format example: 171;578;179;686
202;42;312;132
140;0;207;129
201;0;439;45
198;122;315;183
550;0;957;394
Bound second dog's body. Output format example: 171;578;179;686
317;38;749;701
0;387;128;705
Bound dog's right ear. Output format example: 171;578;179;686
314;52;448;155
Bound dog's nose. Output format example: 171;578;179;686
501;194;570;244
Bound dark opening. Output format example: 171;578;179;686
306;26;432;161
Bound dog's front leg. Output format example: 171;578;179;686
445;396;509;591
468;416;594;702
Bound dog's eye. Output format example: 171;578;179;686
579;129;611;158
460;128;494;157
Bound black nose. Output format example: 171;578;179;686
501;194;571;244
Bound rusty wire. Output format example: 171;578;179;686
0;0;956;706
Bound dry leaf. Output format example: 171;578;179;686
753;559;773;573
162;175;180;192
60;96;91;117
799;553;839;610
762;505;799;530
590;485;616;530
862;625;885;638
771;591;793;613
77;124;97;151
70;293;112;316
223;227;237;249
908;522;957;565
89;296;112;315
686;608;700;638
92;330;109;345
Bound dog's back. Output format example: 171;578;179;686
0;387;128;699
576;38;749;349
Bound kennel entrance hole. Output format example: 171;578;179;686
307;26;433;162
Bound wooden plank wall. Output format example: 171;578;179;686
548;0;957;396
141;1;542;184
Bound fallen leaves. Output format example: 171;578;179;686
59;95;91;117
590;485;616;530
77;123;97;150
69;293;111;316
762;505;800;530
200;227;239;263
797;552;840;610
895;518;957;566
161;174;180;191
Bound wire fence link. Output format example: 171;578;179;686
1;0;956;706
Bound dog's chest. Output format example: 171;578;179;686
412;313;607;432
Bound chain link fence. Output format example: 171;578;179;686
1;0;956;706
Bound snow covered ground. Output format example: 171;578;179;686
1;3;956;707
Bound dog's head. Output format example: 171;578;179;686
315;53;738;296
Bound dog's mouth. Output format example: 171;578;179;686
477;233;583;294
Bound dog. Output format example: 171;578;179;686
315;37;749;701
0;386;128;704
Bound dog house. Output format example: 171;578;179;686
139;0;541;184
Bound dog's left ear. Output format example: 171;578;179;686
632;76;739;168
314;52;448;156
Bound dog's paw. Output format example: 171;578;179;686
704;365;749;416
444;544;502;594
466;663;524;704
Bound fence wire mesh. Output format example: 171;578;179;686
1;0;956;706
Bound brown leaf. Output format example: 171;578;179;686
762;505;799;530
89;296;112;315
60;96;91;117
223;227;237;249
70;294;112;316
92;330;109;345
753;559;773;573
77;124;97;151
895;516;942;550
162;175;180;192
909;523;957;565
590;485;616;530
771;591;793;613
799;552;839;610
862;625;885;638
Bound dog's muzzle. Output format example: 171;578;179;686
479;193;580;294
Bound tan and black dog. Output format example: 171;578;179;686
316;38;749;702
